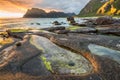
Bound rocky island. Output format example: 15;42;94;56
23;8;75;18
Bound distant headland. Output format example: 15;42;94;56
23;8;75;18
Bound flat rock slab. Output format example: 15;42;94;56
22;56;51;76
48;33;120;80
96;25;120;36
31;35;93;75
0;35;51;76
70;27;97;33
51;33;120;51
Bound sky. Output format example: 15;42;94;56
0;0;90;18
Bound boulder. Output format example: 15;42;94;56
67;17;75;22
77;23;87;26
84;16;120;27
36;23;40;25
55;30;70;34
95;16;114;25
52;21;61;25
67;17;76;25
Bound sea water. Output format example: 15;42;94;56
0;18;85;30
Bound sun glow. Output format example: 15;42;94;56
0;11;24;18
44;8;62;13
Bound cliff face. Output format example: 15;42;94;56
78;0;105;16
78;0;120;16
24;8;46;18
23;8;75;18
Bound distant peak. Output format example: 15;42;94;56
23;8;75;18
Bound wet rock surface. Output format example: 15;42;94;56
0;16;120;80
42;26;65;32
48;33;120;80
31;35;93;75
52;21;61;25
70;27;97;33
0;35;51;78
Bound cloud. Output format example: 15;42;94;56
0;0;90;14
35;0;90;14
0;0;37;13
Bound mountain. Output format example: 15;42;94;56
23;8;75;18
78;0;120;17
97;0;120;15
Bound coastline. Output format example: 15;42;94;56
0;16;120;80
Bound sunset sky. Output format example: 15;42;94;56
0;0;90;18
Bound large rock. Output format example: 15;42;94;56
96;25;120;36
52;21;61;25
49;33;120;80
95;16;114;25
0;35;50;76
31;35;93;75
42;26;65;32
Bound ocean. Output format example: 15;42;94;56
0;18;85;30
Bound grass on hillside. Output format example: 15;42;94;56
78;0;104;17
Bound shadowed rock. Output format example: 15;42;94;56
6;30;24;40
52;21;61;25
0;35;51;76
96;25;120;36
42;27;65;32
55;30;70;34
95;16;114;25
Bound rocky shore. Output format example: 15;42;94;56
0;16;120;80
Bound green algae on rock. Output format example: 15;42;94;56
67;26;81;31
41;56;54;73
10;29;28;33
31;35;93;75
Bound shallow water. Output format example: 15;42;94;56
88;44;120;64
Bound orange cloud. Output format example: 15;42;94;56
0;0;38;13
0;10;24;18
